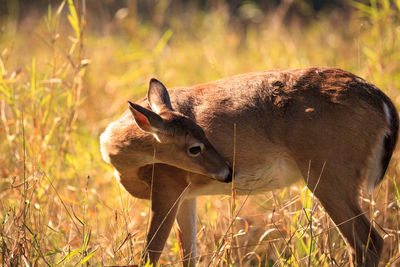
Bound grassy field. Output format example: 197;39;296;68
1;0;400;266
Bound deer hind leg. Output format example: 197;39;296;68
176;197;197;267
144;165;190;265
312;181;382;267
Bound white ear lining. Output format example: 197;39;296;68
150;103;161;114
152;133;161;143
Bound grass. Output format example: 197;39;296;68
1;0;400;266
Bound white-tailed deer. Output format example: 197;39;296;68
100;67;398;267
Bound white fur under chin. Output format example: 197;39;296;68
187;154;303;197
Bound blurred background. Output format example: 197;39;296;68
1;0;399;266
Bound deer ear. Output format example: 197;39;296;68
128;101;164;134
147;78;174;114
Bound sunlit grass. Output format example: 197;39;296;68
1;0;400;266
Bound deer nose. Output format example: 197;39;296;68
213;165;233;183
225;166;233;183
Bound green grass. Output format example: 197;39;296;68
1;0;400;266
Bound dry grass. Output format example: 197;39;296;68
1;0;400;266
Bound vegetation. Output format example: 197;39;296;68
0;0;399;266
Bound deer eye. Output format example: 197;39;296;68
187;143;204;157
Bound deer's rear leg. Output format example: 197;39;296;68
313;182;382;267
144;165;190;265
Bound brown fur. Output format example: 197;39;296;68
101;67;398;266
